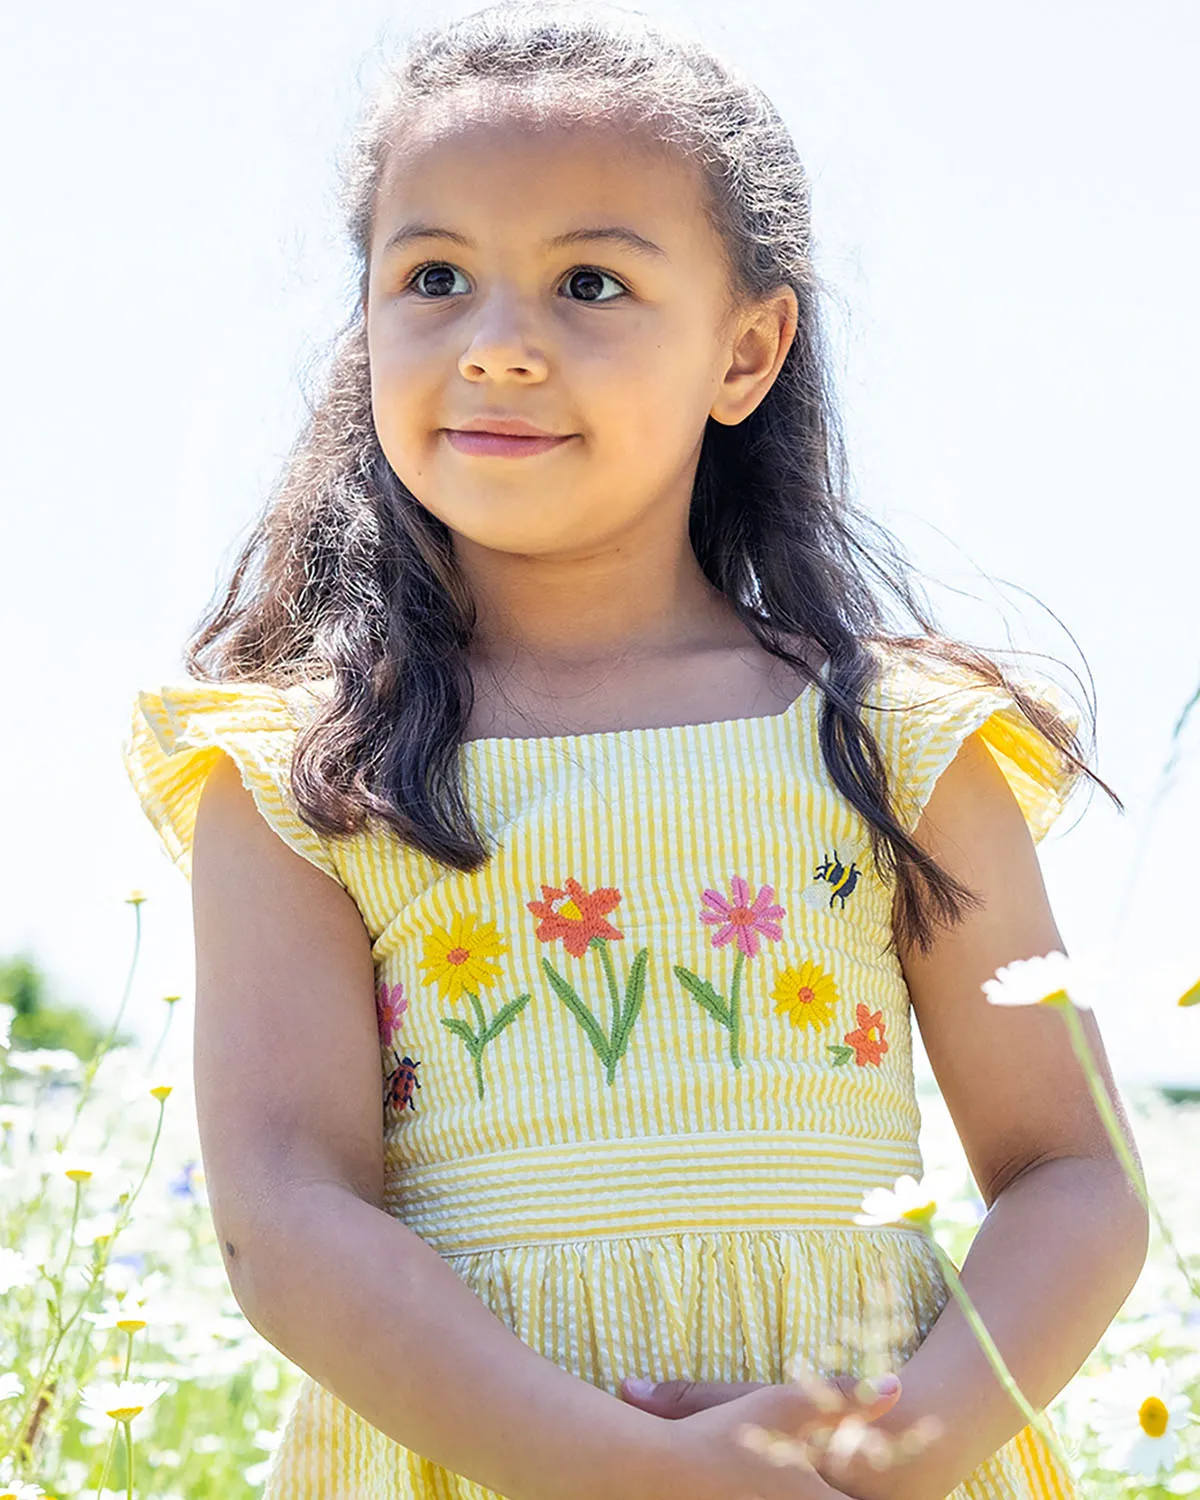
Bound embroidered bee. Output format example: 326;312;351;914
799;850;862;911
383;1051;423;1114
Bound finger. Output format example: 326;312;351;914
619;1377;768;1417
826;1372;902;1421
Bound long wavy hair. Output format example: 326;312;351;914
184;0;1119;956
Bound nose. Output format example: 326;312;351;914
457;295;550;381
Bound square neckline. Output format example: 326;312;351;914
460;654;831;751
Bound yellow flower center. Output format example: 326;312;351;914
1139;1395;1169;1437
902;1200;938;1225
1039;988;1070;1006
557;898;583;921
866;1027;877;1041
445;947;470;965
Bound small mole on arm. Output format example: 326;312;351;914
225;1241;236;1258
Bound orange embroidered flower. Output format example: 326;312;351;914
843;1003;889;1067
527;878;624;958
771;960;838;1030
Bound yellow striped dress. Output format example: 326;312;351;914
122;644;1084;1499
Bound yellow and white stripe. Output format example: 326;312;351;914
122;647;1084;1499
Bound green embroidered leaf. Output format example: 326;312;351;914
440;1017;479;1049
674;965;730;1028
483;992;532;1041
541;957;612;1064
828;1043;854;1065
612;947;650;1062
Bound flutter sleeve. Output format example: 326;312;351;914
121;678;345;886
879;653;1086;845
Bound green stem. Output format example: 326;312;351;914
125;1418;134;1500
95;1424;119;1496
598;941;622;1043
466;992;486;1099
925;1234;1076;1480
729;949;745;1068
1051;997;1200;1299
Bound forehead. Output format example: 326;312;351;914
372;105;713;259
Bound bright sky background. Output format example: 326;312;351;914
3;0;1198;1084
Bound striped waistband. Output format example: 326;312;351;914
382;1130;922;1256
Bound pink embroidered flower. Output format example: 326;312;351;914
376;979;408;1044
699;876;786;958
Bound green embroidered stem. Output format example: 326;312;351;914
440;990;532;1101
541;957;612;1066
924;1233;1075;1479
729;949;745;1068
607;947;650;1084
598;939;622;1043
1051;997;1200;1299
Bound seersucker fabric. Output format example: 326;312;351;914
122;643;1084;1498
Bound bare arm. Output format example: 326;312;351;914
193;755;671;1500
823;732;1148;1500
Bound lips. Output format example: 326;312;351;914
445;430;574;458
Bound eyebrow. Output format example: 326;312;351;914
380;221;669;261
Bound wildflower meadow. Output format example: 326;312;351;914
1;894;1197;1498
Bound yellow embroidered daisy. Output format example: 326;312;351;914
418;913;509;1004
771;960;838;1029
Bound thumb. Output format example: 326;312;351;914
619;1376;768;1416
822;1371;903;1421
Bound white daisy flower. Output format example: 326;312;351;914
1088;1354;1196;1478
77;1376;171;1429
856;1173;938;1228
4;1047;82;1076
0;1453;43;1497
981;950;1102;1010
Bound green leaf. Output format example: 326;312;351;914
828;1043;853;1065
439;1016;479;1048
673;966;730;1027
612;948;650;1062
541;958;612;1063
483;992;532;1041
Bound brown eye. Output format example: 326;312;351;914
407;263;465;297
563;267;626;302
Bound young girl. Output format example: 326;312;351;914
122;4;1148;1497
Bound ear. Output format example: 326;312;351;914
709;283;799;427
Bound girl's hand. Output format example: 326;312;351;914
630;1377;901;1500
619;1370;901;1424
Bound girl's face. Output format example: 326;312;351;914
365;111;794;560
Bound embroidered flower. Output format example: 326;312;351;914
527;878;624;958
843;1003;889;1067
700;876;786;958
771;961;839;1030
417;913;508;1005
375;979;408;1044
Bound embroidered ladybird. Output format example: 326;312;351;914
383;1051;422;1113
